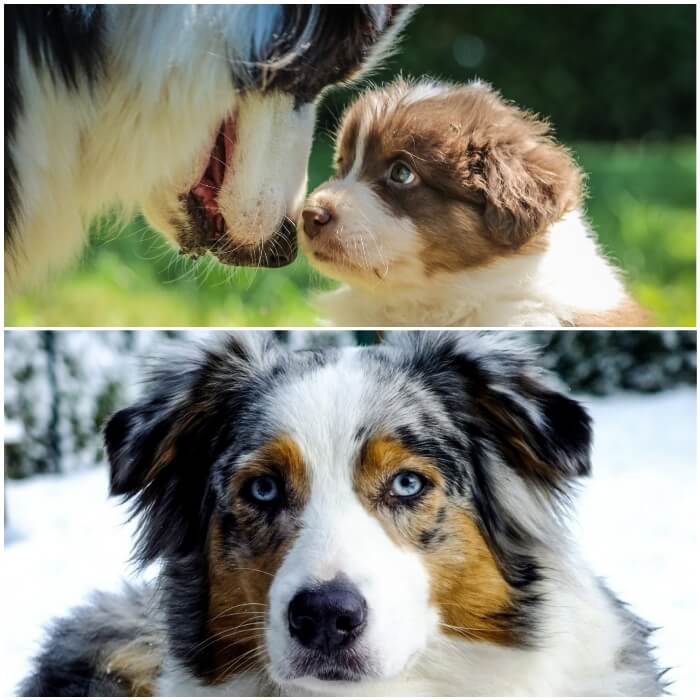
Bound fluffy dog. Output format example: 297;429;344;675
5;6;410;294
20;332;664;696
300;79;649;327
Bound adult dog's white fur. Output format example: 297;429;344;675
5;6;409;294
301;80;648;327
20;332;664;696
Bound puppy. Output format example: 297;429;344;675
5;6;411;294
20;332;664;696
300;79;649;327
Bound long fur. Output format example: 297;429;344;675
5;6;412;294
300;79;650;327
20;333;666;696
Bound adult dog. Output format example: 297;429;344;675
20;332;665;696
5;5;410;293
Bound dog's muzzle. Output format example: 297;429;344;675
178;208;298;268
285;578;372;683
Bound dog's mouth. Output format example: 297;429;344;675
306;240;387;280
301;234;360;273
177;114;297;268
289;648;371;686
187;115;236;242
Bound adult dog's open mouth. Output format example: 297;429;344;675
178;113;298;268
188;115;236;243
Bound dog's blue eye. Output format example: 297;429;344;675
388;161;416;185
249;476;280;503
391;471;424;498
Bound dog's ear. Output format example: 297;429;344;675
260;6;415;102
347;5;417;80
455;334;592;491
461;94;583;248
395;332;592;492
104;333;278;564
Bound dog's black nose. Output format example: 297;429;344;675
288;581;367;652
302;206;333;239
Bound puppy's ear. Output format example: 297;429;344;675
462;96;583;247
104;333;277;563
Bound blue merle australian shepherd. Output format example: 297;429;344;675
19;332;665;696
5;5;410;293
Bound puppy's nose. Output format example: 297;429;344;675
301;206;333;240
288;581;367;653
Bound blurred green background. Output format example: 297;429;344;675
7;5;695;327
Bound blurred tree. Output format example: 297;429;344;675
320;5;695;141
4;331;695;479
532;330;697;395
41;331;61;474
4;332;168;478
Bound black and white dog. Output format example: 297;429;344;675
20;332;665;696
5;5;410;293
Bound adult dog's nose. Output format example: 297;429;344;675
301;206;333;239
288;581;367;653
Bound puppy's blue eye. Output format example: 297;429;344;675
390;471;425;498
388;161;416;185
249;476;280;503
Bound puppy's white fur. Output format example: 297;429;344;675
315;211;629;327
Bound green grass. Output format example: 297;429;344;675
6;139;695;327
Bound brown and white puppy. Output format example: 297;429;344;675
300;79;649;327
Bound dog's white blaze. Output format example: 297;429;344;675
263;353;435;690
217;95;315;247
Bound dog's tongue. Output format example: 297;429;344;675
190;116;237;225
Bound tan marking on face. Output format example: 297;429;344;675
354;437;446;544
354;436;515;646
235;434;311;501
101;637;162;696
206;435;309;684
425;509;515;646
206;518;276;684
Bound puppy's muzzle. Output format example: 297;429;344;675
288;580;367;653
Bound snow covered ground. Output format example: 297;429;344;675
3;388;697;696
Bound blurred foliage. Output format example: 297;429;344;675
532;330;697;395
320;4;695;141
6;138;695;327
4;6;695;327
4;329;696;478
